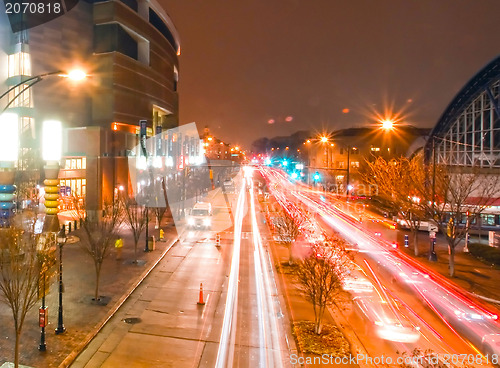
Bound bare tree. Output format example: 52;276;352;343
153;206;168;229
425;166;500;276
121;198;148;263
74;198;123;301
273;210;304;265
0;219;56;368
364;155;500;276
295;239;351;334
363;156;427;256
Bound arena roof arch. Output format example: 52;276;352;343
425;55;500;168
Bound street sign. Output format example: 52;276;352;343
139;120;147;156
428;223;438;232
39;307;48;328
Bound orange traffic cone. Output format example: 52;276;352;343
197;283;205;305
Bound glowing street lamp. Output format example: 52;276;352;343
64;69;87;81
0;112;18;226
319;136;330;169
1;69;87;111
42;120;63;232
381;119;394;130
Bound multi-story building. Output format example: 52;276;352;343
304;125;430;194
201;127;231;161
0;0;181;210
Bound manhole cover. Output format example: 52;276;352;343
123;317;142;324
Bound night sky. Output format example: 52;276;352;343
162;0;500;148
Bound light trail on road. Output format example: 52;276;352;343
261;167;500;366
250;176;285;368
215;178;247;368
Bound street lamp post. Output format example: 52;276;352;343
55;226;67;334
0;68;87;230
1;69;87;111
38;270;47;351
346;145;351;196
428;137;438;262
144;206;149;252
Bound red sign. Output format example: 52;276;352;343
39;307;48;328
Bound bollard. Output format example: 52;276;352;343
197;283;205;305
74;220;77;230
68;222;72;233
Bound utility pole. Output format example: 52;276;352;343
346;145;350;196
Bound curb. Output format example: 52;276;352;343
58;235;179;368
468;292;500;305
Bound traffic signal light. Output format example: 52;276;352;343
313;172;320;181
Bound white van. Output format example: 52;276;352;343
187;202;212;229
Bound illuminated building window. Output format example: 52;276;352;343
482;214;496;226
20;116;34;134
18;148;31;170
64;157;86;170
351;161;360;168
8;52;31;77
60;178;86;198
371;147;380;152
337;161;345;169
7;85;33;107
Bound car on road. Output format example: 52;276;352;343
223;178;235;193
353;295;420;343
187;202;212;229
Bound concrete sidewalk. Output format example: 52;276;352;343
0;218;178;368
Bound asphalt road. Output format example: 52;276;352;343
262;167;498;367
71;173;291;368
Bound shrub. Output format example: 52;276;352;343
293;321;350;356
468;243;500;265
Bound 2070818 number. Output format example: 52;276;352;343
5;2;62;14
